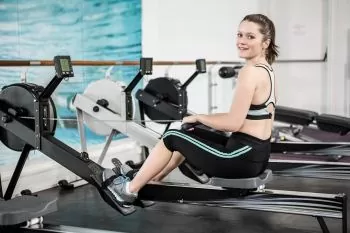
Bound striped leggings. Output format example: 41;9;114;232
162;127;270;179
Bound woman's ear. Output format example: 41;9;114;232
263;39;271;49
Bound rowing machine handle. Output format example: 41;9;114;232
181;122;228;138
181;122;201;131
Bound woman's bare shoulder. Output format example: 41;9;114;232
238;65;268;82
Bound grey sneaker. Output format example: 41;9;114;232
102;169;137;204
112;158;138;179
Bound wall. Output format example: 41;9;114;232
326;0;350;115
0;0;142;195
142;0;333;118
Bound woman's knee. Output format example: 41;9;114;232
162;129;183;152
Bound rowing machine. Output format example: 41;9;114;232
0;56;151;231
270;107;350;180
72;57;210;183
71;58;347;232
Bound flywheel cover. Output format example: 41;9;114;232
143;77;187;123
82;79;134;136
0;83;57;151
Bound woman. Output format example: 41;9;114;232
102;13;279;204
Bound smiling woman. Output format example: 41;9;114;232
237;14;279;65
102;13;280;206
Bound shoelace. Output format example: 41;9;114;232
112;175;130;185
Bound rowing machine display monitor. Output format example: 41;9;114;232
54;56;74;78
182;59;206;89
140;57;153;75
196;58;206;73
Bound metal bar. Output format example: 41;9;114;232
316;216;330;233
0;60;239;67
76;109;88;154
4;144;32;200
162;123;171;135
271;141;350;153
338;194;348;233
207;66;214;114
139;101;150;160
20;224;126;233
0;59;325;67
33;101;42;150
0;173;3;199
38;75;63;100
269;163;350;180
138;183;344;219
182;71;199;89
140;182;343;200
124;72;143;94
97;130;117;165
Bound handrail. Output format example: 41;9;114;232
0;59;325;67
0;60;241;67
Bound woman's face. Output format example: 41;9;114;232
236;20;268;60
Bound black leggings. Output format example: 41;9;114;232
162;127;270;179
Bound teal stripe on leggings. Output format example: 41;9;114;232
162;130;252;158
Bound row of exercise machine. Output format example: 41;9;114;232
0;56;348;233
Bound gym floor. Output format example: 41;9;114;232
36;172;349;233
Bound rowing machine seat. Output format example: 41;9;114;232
275;106;318;126
209;169;272;189
316;114;350;135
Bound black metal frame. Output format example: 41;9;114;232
124;58;153;120
14;224;126;233
271;141;350;153
0;173;3;199
3;144;32;200
0;59;137;216
137;182;347;233
0;98;106;196
269;141;350;180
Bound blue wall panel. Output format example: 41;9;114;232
0;0;141;165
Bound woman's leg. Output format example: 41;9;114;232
152;151;185;181
102;138;173;203
102;129;243;204
128;140;174;193
151;128;228;181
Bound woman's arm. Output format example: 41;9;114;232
196;66;261;132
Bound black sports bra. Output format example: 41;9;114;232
246;64;276;120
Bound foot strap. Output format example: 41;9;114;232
101;175;119;189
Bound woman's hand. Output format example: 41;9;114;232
182;115;199;124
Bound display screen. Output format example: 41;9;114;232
60;59;71;72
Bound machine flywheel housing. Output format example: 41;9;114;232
142;77;188;123
0;83;57;151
